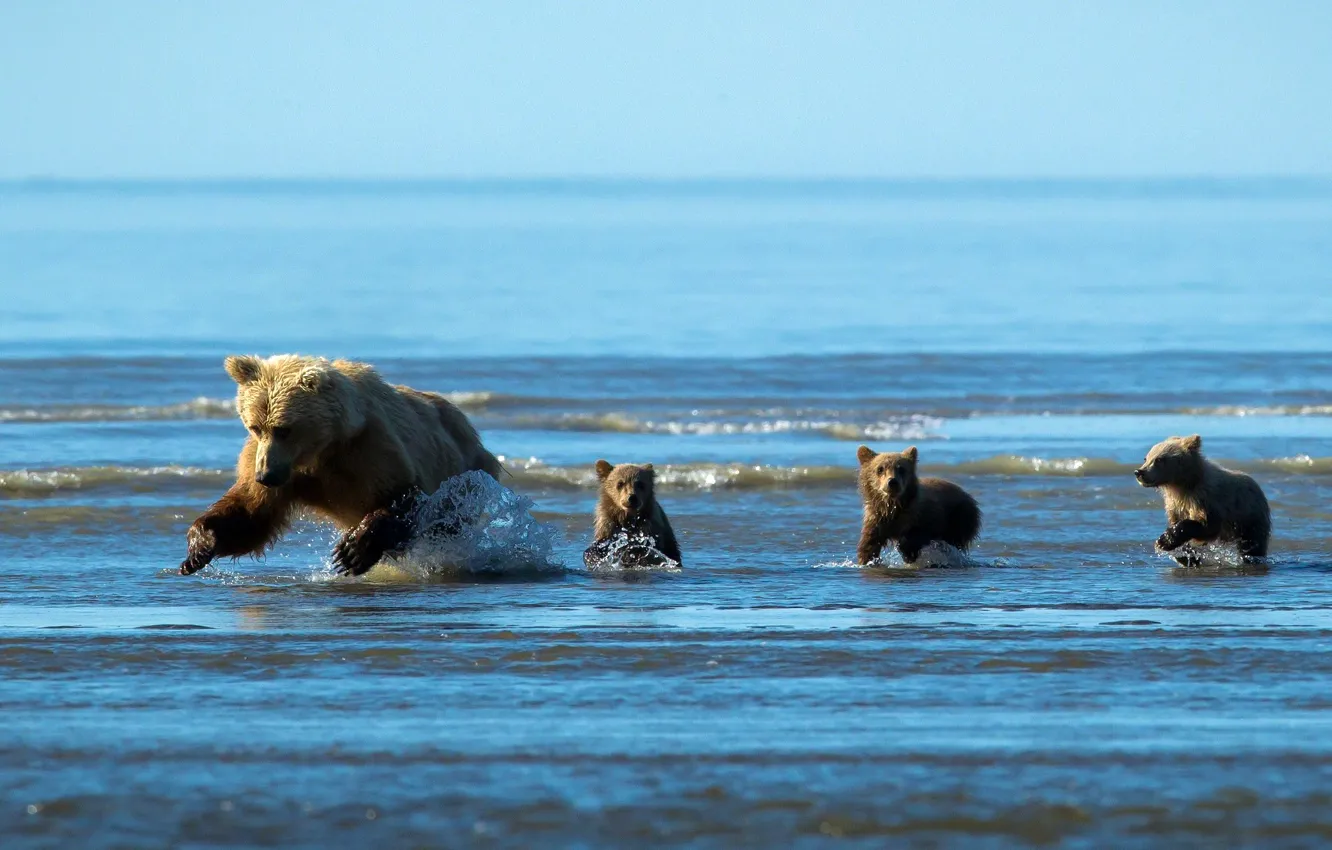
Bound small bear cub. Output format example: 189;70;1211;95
1135;434;1270;563
584;459;682;567
856;445;981;565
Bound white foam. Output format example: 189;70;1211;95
389;470;565;578
581;531;681;573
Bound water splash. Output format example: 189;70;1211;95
581;531;681;573
820;542;985;570
1157;542;1268;574
390;470;565;578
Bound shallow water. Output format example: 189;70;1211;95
3;181;1332;847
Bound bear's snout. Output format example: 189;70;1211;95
255;466;290;488
627;494;641;511
1134;467;1153;486
886;478;901;494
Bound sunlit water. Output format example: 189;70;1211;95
2;181;1332;847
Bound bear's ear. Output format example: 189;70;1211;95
224;355;262;385
641;463;654;480
299;368;329;393
1183;434;1202;453
857;445;876;466
903;446;919;463
594;459;614;481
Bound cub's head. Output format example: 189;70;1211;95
1135;434;1203;488
857;445;919;501
225;354;365;488
594;459;656;519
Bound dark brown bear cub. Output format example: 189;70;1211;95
584;459;682;567
856;445;981;565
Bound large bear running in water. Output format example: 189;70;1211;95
179;354;502;576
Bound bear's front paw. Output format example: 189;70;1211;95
332;532;379;576
179;523;217;575
332;512;411;577
1155;530;1181;552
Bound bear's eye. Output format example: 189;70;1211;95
634;481;644;491
271;426;291;440
878;465;887;475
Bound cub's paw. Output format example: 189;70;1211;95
897;545;923;564
1155;530;1182;552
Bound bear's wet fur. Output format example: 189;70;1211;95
584;459;682;567
1135;434;1270;564
180;354;502;577
856;445;982;565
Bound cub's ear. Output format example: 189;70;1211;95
641;463;654;473
857;445;876;466
594;459;614;481
1183;434;1202;452
903;446;919;463
224;355;262;385
641;463;655;481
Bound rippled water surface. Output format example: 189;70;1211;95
3;181;1332;847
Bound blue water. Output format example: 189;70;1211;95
3;180;1332;847
4;178;1331;357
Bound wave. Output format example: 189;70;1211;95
7;388;1332;428
0;397;236;424
505;455;1332;489
0;391;506;425
0;465;231;496
1177;405;1332;417
503;413;943;440
5;454;1331;497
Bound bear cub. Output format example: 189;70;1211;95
1135;434;1270;563
584;459;682;567
856;445;981;565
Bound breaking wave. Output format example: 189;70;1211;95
6;455;1332;499
0;398;236;424
0;465;231;496
1177;404;1332;417
503;413;943;440
0;391;510;424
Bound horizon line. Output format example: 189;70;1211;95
6;174;1332;199
5;173;1332;185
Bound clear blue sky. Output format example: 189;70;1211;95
2;0;1329;179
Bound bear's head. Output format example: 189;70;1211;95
594;459;656;521
1135;434;1204;489
857;444;919;503
225;355;367;488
